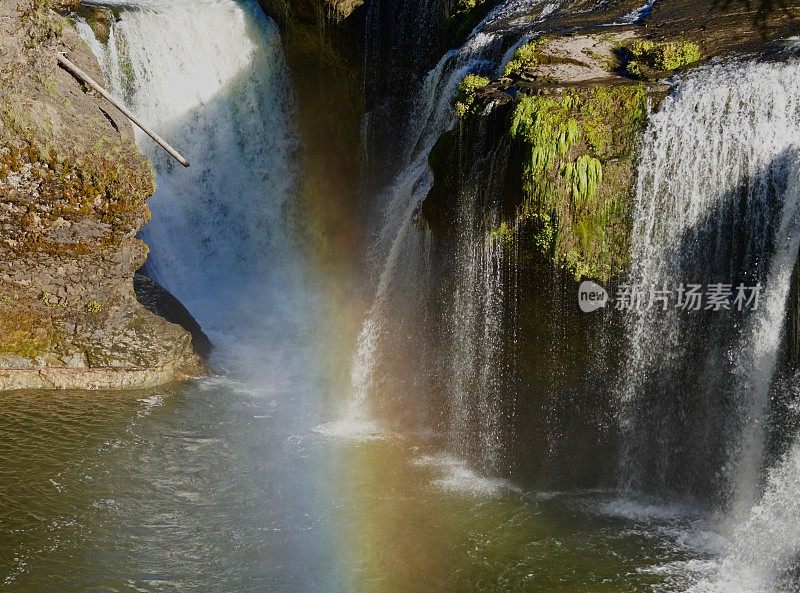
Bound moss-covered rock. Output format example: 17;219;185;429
623;39;702;80
504;39;547;77
454;73;491;118
0;0;204;389
504;85;648;282
442;0;494;51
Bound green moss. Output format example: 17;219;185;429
625;40;701;78
1;94;54;149
586;49;621;73
0;141;155;253
112;31;139;104
487;220;514;246
504;39;545;77
33;72;59;97
454;74;491;119
503;85;648;282
0;305;60;359
85;300;102;314
82;6;114;45
40;291;67;308
18;0;65;48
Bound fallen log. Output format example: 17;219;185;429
57;52;190;168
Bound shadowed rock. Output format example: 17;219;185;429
134;273;213;359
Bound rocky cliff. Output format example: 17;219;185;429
260;0;800;484
0;0;204;390
421;0;800;282
419;0;800;483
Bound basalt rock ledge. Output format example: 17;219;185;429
0;0;207;390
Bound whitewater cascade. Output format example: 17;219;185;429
341;0;559;458
620;57;800;591
77;0;300;341
446;141;517;472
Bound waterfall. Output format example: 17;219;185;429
692;432;800;593
687;166;800;593
341;25;501;437
335;0;559;452
360;0;447;189
447;201;511;472
619;57;800;590
76;0;300;345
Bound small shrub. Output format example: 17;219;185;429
85;300;103;314
453;74;490;119
625;40;701;78
503;39;545;77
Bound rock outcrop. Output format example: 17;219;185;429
0;0;204;390
425;0;800;283
412;0;800;484
134;273;213;360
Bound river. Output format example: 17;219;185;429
1;0;799;591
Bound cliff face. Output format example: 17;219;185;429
426;0;800;284
0;0;203;390
256;0;800;485
259;0;371;310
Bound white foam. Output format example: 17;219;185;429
596;498;703;521
656;524;728;556
642;558;719;577
135;394;163;418
195;374;276;399
413;454;519;496
313;419;392;442
618;0;656;24
687;438;800;593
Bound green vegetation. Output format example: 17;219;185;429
624;40;701;79
454;74;491;119
1;142;155;254
85;300;103;314
504;39;546;77
82;6;114;44
0;304;60;359
503;85;649;281
40;291;67;308
487;220;514;246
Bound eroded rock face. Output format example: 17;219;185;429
426;0;800;284
134;273;213;360
263;0;364;23
0;0;204;390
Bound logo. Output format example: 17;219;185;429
577;281;762;314
578;280;609;313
